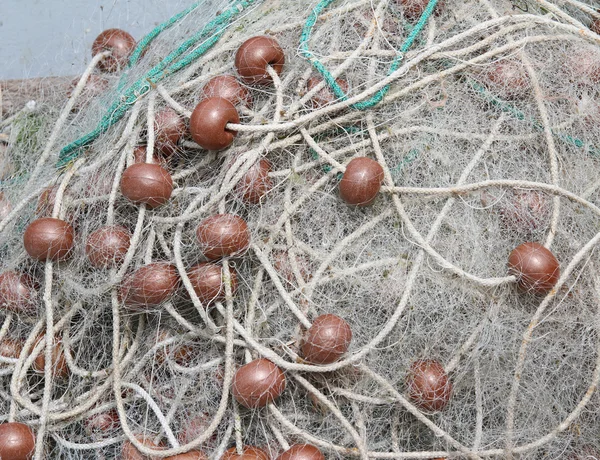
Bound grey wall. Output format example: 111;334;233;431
0;0;194;80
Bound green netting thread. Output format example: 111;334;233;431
299;0;439;110
57;0;258;169
113;1;207;95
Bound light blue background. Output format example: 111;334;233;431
0;0;193;80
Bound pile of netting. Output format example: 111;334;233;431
2;0;600;458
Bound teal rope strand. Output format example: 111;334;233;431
128;1;204;69
299;0;438;110
57;0;257;169
114;1;205;95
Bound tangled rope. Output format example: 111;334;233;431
1;0;600;458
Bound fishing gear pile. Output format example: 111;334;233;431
1;0;600;458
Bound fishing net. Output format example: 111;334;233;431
1;0;600;458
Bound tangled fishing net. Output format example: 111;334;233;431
2;0;600;458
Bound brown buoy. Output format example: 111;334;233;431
406;359;452;412
190;98;240;151
92;29;137;73
508;242;560;295
232;358;286;408
196;214;250;260
301;314;352;364
235;36;285;85
0;422;35;460
23;218;74;261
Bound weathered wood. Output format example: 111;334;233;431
0;76;72;119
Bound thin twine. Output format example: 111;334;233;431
4;0;600;456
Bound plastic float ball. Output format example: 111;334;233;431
397;0;445;21
508;242;560;294
500;190;549;234
92;29;137;73
235;36;285;85
0;422;35;460
221;446;270;460
196;214;250;260
201;75;252;107
165;452;209;460
190;97;240;151
339;157;384;206
155;108;187;156
0;271;37;314
179;412;219;446
36;187;58;217
23;217;74;262
187;262;238;306
120;163;173;208
35;186;78;221
484;60;530;99
231;358;286;408
120;263;180;310
273;251;312;285
235;159;273;205
276;444;325;460
86;225;131;269
406;359;452;411
35;187;77;224
32;336;69;379
306;76;349;107
301;314;352;364
481;190;550;236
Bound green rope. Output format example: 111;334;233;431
469;78;600;158
128;2;205;69
299;0;438;110
114;1;206;95
57;0;258;169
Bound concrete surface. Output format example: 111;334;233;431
0;0;193;80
